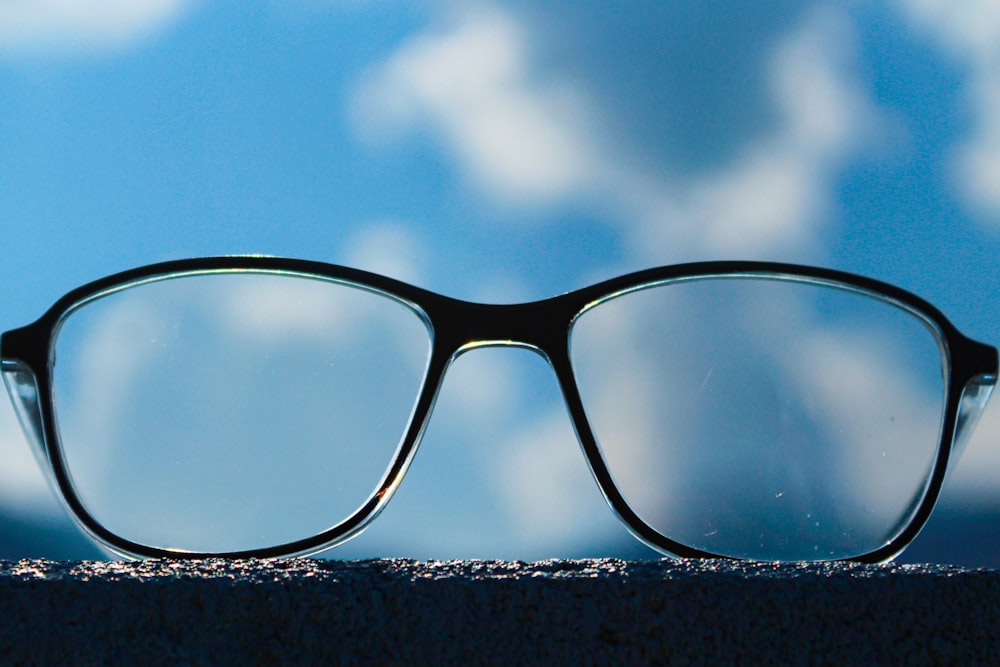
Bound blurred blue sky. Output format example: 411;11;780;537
0;0;998;563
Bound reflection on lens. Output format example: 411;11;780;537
570;277;947;561
52;272;431;554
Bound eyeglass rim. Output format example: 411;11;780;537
1;256;996;562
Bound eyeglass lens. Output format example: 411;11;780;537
52;273;431;554
571;277;947;560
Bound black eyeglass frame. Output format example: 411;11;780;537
2;256;996;562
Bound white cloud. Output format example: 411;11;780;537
355;5;877;262
897;0;1000;219
955;77;1000;216
352;5;602;206
629;8;877;262
0;0;191;55
899;0;1000;62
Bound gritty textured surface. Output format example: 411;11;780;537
0;558;998;665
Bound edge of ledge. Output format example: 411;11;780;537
0;558;997;665
0;555;996;582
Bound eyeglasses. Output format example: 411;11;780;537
1;257;996;562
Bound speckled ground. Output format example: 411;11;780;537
0;558;997;665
